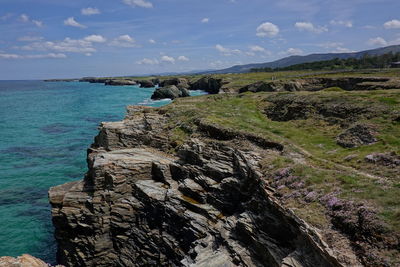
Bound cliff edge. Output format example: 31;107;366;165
50;90;400;266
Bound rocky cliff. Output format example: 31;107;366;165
49;104;361;267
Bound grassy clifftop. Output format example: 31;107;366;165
157;87;400;265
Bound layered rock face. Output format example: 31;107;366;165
49;107;345;267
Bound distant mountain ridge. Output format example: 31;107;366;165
202;45;400;74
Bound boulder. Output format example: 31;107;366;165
151;85;190;100
137;80;155;88
365;152;400;167
239;81;275;93
151;78;160;86
190;76;222;94
160;78;190;90
336;124;377;148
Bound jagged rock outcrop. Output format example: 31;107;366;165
336;124;377;148
152;78;161;86
49;106;351;267
151;85;190;100
105;80;137;86
160;78;190;90
239;81;302;93
0;254;58;267
264;93;388;126
239;77;400;93
365;152;400;167
190;76;224;94
137;80;155;88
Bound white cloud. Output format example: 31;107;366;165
64;17;87;28
109;35;137;47
32;20;43;27
287;48;303;55
122;0;153;8
137;55;188;65
20;37;97;53
330;20;353;28
19;14;43;27
0;53;22;59
332;47;354;53
317;42;353;53
279;48;303;56
201;18;209;23
1;13;13;21
246;45;270;57
318;42;343;49
17;36;43;42
136;58;159;65
215;44;241;56
19;14;29;22
149;39;156;44
161;55;175;64
295;22;327;33
177;55;189;61
210;60;224;68
81;7;101;16
26;53;67;59
367;37;387;46
384;19;400;29
83;35;107;43
256;22;279;37
249;45;265;52
0;53;66;59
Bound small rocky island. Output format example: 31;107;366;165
46;71;400;266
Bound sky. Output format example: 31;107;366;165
1;0;400;80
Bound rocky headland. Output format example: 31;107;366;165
48;79;400;266
49;106;344;267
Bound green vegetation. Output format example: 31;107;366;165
162;87;400;232
250;52;400;72
321;86;344;92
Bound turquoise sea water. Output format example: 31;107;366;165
0;80;204;263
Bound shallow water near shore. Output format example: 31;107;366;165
0;80;204;263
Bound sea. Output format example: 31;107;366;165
0;80;205;263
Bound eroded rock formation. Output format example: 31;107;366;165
49;106;350;267
151;85;190;100
239;77;400;93
190;76;224;94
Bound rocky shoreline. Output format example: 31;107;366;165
5;72;399;266
48;106;348;267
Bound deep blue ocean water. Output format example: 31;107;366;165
0;80;204;263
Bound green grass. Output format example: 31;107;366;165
162;88;400;232
322;86;345;92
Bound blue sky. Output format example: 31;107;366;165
1;0;400;79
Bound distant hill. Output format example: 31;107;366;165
202;45;400;74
